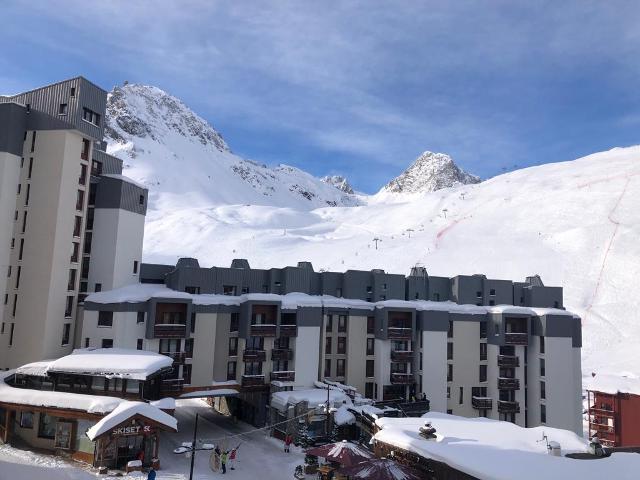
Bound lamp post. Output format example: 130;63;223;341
173;414;214;480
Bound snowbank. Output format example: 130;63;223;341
373;412;640;480
86;401;177;441
585;372;640;395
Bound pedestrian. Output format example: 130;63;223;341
284;434;293;453
221;450;228;474
229;447;237;470
147;467;156;480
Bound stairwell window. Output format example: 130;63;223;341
61;323;71;346
133;261;138;274
64;296;73;318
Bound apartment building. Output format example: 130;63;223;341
0;77;147;369
82;258;582;434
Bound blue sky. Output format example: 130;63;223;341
1;1;639;193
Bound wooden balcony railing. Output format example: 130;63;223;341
270;371;295;382
243;349;266;362
388;327;413;340
504;333;528;345
497;355;520;367
390;350;413;362
279;325;298;337
241;375;265;388
472;397;493;410
497;377;520;390
271;349;293;361
497;400;520;413
250;324;277;337
390;373;414;384
154;323;187;338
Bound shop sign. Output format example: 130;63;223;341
111;424;152;436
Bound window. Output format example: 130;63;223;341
476;291;482;298
447;409;453;415
76;189;84;211
336;288;342;297
98;311;113;327
489;300;495;306
30;131;36;152
447;320;453;338
84;337;90;348
480;343;487;361
6;265;10;277
540;381;546;399
137;339;143;350
325;315;333;332
365;382;374;399
70;87;76;97
95;283;102;292
447;342;453;360
17;183;21;194
336;359;346;377
133;261;138;274
480;364;487;382
91;159;102;176
139;194;145;205
540;404;546;423
490;289;496;296
324;359;331;377
59;103;68;115
9;323;15;345
20;411;34;429
227;361;237;380
183;364;192;384
223;285;236;296
459;387;464;404
338;315;347;332
137;312;145;324
366;359;374;377
185;338;194;358
28;157;33;179
337;336;346;354
447;364;452;382
540;358;545;377
480;322;487;338
71;242;79;262
82;107;101;126
61;323;71;346
101;338;113;348
79;164;87;185
366;338;375;355
14;266;20;288
540;336;545;354
73;216;82;237
244;361;262;376
21;211;27;233
10;238;14;249
229;337;238;356
325;336;332;354
230;313;239;332
0;323;3;334
38;414;56;439
366;285;372;294
64;296;73;317
447;386;451;399
25;184;30;205
67;269;77;291
12;295;18;317
367;316;375;334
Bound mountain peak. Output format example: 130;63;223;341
382;151;480;194
321;175;355;194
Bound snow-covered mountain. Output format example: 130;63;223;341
381;151;480;194
104;83;360;209
321;175;355;194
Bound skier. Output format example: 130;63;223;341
221;450;228;474
284;434;293;453
229;447;238;470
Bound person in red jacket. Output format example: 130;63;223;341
284;434;293;453
229;447;237;470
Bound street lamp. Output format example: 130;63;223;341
173;414;214;480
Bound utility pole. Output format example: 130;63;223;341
372;237;381;250
189;413;199;480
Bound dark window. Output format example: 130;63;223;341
324;359;331;377
447;320;453;338
447;342;453;360
61;323;71;346
336;359;346;377
21;211;27;233
17;183;21;195
246;336;263;350
336;288;342;297
15;266;21;289
447;364;452;382
185;338;194;358
480;322;487;338
540;358;545;377
38;414;56;439
30;131;36;152
83;232;92;254
230;313;239;332
337;336;346;354
540;381;546;400
85;337;90;348
338;315;347;332
133;261;138;274
6;265;10;277
447;409;453;414
183;364;192;384
489;300;495;306
190;312;196;333
366;338;375;356
79;164;87;185
91;160;102;176
366;359;374;377
71;242;79;262
540;404;546;423
325;315;333;332
82;108;100;126
244;361;262;376
459;387;464;404
25;184;30;206
59;103;68;115
447;386;450;399
137;312;145;324
28;158;33;179
540;336;545;354
86;207;94;230
184;286;200;294
139;194;145;205
325;336;332;354
76;190;84;211
9;323;15;345
64;296;73;317
73;216;82;237
480;364;487;382
490;289;496;296
101;338;113;348
365;382;374;399
227;361;236;380
88;184;97;205
19;413;33;430
95;283;102;292
137;339;143;350
223;285;236;296
70;87;76;97
12;295;17;317
480;343;487;361
10;238;14;249
229;337;238;356
0;323;3;334
367;316;375;334
67;269;76;291
98;311;113;327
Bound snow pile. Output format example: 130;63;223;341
0;370;124;414
86;401;177;441
334;405;356;426
271;388;351;412
374;412;640;480
585;372;640;395
20;348;174;380
381;151;480;194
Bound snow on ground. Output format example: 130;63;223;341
138;146;640;384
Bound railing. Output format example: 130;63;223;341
243;349;266;362
279;325;298;337
160;378;184;395
472;397;493;409
154;324;187;338
250;324;277;336
271;349;293;361
241;375;265;388
270;371;295;382
390;350;413;362
504;333;528;345
497;377;520;390
497;400;520;413
497;355;520;367
388;327;413;340
390;373;414;384
161;351;186;363
589;422;615;433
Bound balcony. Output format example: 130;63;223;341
388;327;413;340
498;377;520;390
390;373;414;384
271;349;293;361
279;325;298;337
241;375;265;388
472;396;493;410
390;350;413;362
270;371;295;382
497;355;520;367
154;324;187;338
243;349;266;362
160;378;184;396
504;333;528;345
497;400;520;413
250;324;277;337
161;351;186;364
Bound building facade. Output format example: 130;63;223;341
0;78;147;369
587;376;640;447
82;258;583;434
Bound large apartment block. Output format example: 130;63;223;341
0;77;147;369
82;258;582;434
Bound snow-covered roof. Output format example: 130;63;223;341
0;370;124;414
86;401;177;441
85;284;575;317
271;388;351;412
16;348;173;381
101;173;148;190
178;389;239;399
373;413;640;480
585;372;640;396
334;405;356;426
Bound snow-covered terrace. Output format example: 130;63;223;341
85;283;576;317
271;387;351;413
373;412;640;480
